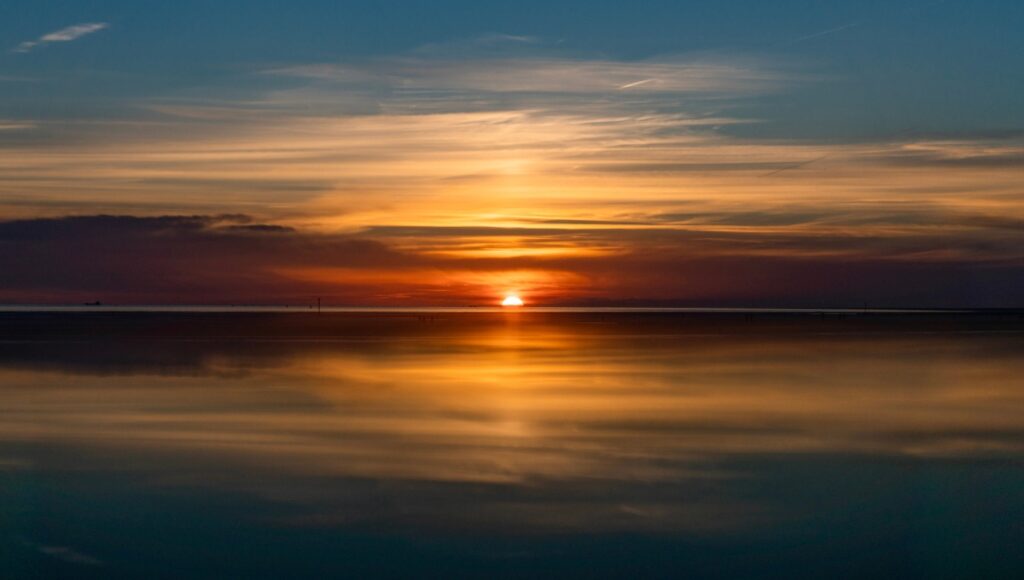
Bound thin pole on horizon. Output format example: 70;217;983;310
317;297;321;314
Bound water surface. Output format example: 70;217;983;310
1;312;1023;578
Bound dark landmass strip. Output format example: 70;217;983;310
1;310;1023;341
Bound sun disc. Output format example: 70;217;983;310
501;295;524;307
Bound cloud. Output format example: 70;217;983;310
0;214;427;304
12;22;109;53
2;213;1023;307
271;54;790;96
0;121;36;131
0;45;799;221
875;140;1024;168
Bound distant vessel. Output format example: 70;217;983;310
82;301;103;306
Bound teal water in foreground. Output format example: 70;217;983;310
1;312;1023;578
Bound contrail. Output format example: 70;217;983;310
782;21;863;46
778;0;956;48
12;22;109;53
619;79;656;90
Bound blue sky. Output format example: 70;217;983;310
3;0;1021;137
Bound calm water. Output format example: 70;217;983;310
1;312;1023;578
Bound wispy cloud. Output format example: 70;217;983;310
0;120;36;131
12;22;109;53
270;55;790;96
781;21;863;46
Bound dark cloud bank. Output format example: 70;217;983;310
1;214;1022;307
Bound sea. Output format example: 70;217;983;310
1;308;1022;578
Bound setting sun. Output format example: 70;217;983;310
501;295;524;307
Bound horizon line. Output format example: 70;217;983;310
2;304;1021;315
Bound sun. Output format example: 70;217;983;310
501;294;524;307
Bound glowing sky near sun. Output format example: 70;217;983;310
1;0;1022;306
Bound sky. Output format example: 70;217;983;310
1;0;1022;306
